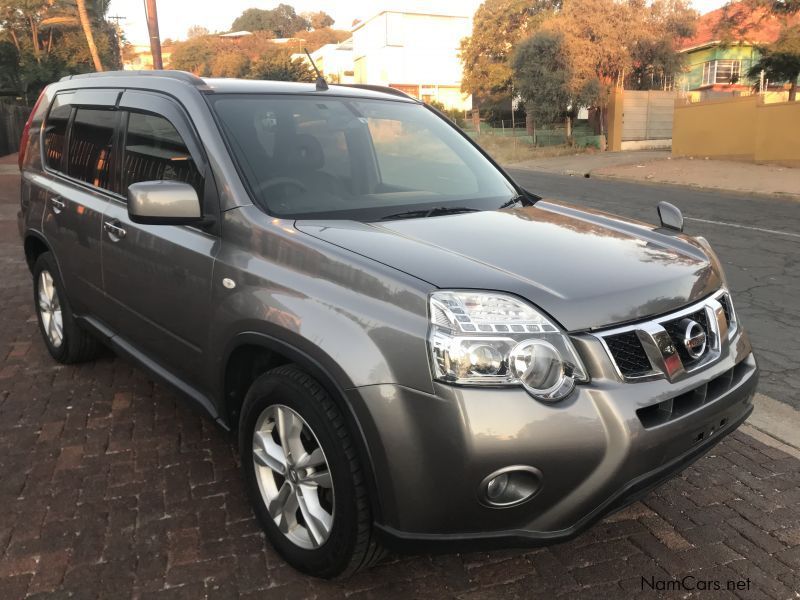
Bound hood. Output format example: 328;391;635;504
296;201;722;331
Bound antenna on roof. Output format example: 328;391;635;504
304;47;329;91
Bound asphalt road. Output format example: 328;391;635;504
507;169;800;410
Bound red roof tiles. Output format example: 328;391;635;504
680;4;798;51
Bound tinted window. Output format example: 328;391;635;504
44;95;72;171
67;108;118;192
122;112;203;197
211;95;516;220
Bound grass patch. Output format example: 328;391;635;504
470;134;596;164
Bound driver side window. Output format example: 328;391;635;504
122;111;203;199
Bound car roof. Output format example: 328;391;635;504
59;70;419;103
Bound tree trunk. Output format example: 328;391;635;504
565;115;572;145
76;0;103;72
28;17;41;62
790;79;797;103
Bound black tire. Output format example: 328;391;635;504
32;252;101;364
239;365;384;578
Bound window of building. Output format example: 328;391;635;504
122;112;203;198
67;108;118;192
43;95;72;171
702;60;741;86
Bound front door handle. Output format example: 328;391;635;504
50;196;65;214
103;219;127;241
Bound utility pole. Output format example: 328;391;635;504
144;0;163;70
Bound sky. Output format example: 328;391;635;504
109;0;730;46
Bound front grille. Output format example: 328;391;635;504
604;331;653;377
597;290;733;382
661;308;709;367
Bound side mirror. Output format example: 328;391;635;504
657;201;684;232
128;181;202;225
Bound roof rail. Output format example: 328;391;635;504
338;84;418;101
60;70;207;87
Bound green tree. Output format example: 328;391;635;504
512;29;574;128
627;0;697;90
248;51;315;81
460;0;560;107
0;0;119;98
0;41;21;91
169;35;218;75
212;52;251;78
748;25;800;100
231;4;309;37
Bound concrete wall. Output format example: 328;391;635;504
673;95;800;166
622;90;676;141
606;88;675;151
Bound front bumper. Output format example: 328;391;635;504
347;329;757;552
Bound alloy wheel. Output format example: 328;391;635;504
38;270;63;348
252;404;335;549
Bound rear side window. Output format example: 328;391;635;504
43;96;72;171
68;108;118;192
122;112;203;197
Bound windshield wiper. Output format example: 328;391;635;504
379;206;481;221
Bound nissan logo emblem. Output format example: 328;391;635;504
681;319;707;359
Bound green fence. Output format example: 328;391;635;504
462;122;604;149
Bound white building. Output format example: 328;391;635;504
295;39;355;84
351;2;474;111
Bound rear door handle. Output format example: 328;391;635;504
50;196;65;213
103;219;127;241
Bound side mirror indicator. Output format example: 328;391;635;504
657;201;684;232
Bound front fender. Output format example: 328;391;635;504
208;205;435;398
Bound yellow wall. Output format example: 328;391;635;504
673;95;800;166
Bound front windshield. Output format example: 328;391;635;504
210;94;519;220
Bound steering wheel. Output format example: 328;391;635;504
254;177;308;198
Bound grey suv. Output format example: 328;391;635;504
18;71;758;578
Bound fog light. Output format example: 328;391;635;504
480;466;542;508
486;473;509;500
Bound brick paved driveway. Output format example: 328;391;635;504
1;161;799;599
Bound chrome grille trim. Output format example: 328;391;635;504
596;289;736;383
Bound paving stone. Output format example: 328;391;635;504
0;162;798;598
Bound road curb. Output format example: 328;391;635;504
741;393;800;456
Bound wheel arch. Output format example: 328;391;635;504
220;331;384;524
23;231;52;273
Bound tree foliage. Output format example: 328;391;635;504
0;0;120;99
169;32;314;82
186;25;210;39
460;0;560;106
249;53;315;82
747;25;800;100
302;11;334;30
231;4;309;37
295;28;350;52
512;0;696;130
512;30;574;125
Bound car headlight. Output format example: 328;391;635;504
428;291;587;401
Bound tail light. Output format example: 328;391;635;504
18;91;46;171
